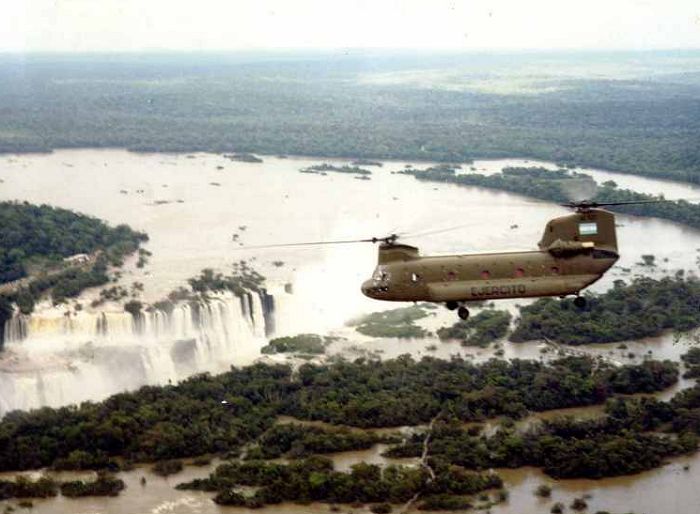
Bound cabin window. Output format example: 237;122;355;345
481;270;490;280
579;222;598;236
551;266;560;275
410;272;421;283
514;267;525;278
446;270;457;281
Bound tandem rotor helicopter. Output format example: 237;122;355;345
240;198;671;321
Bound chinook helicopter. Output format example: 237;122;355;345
241;199;668;320
360;201;623;321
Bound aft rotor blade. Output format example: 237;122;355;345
561;199;669;208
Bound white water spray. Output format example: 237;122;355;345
0;290;276;414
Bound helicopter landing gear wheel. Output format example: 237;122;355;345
457;306;470;321
446;301;458;311
573;296;587;309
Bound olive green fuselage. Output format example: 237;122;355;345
361;209;620;305
361;248;618;303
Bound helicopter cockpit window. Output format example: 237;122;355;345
579;222;598;236
373;268;390;282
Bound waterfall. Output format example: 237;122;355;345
0;289;277;415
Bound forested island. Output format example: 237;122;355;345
1;52;699;184
300;163;372;176
348;305;431;338
223;153;263;163
402;166;700;229
144;261;268;317
437;309;511;347
177;455;504;509
0;202;148;346
0;473;125;501
261;333;337;355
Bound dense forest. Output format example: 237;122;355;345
682;347;700;379
0;353;693;509
244;423;396;460
0;201;147;285
0;355;680;471
384;406;698;479
510;276;700;345
1;52;699;183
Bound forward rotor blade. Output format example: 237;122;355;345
233;238;373;250
232;234;398;250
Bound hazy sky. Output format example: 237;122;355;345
1;0;699;53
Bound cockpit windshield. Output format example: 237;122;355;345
372;267;390;282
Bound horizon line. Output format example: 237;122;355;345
1;47;700;56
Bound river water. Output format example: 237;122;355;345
0;149;699;513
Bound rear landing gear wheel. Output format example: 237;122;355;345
446;301;458;311
458;306;470;320
574;296;587;309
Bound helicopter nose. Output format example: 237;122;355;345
362;280;389;298
361;279;375;298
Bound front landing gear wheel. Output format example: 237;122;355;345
573;296;587;309
458;306;470;320
446;301;459;311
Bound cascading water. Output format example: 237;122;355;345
0;289;277;414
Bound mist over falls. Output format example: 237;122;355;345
0;290;275;414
